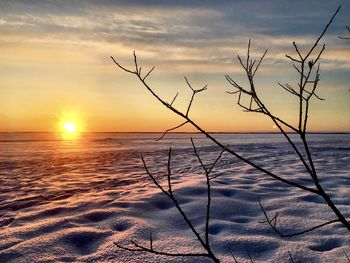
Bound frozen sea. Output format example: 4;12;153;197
0;132;349;262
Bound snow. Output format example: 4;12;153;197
0;133;349;262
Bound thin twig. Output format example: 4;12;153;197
190;138;212;248
288;251;295;263
344;249;350;262
143;66;155;81
170;93;179;106
167;148;172;194
247;252;254;263
156;121;189;141
115;242;210;258
138;151;220;262
185;77;207;117
252;49;268;77
226;245;238;263
259;200;340;237
304;6;341;60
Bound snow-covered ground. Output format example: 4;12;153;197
0;133;349;262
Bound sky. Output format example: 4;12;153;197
0;0;349;132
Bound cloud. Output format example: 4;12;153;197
0;0;349;73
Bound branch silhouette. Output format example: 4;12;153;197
112;4;348;262
115;146;225;262
338;25;350;39
258;200;340;237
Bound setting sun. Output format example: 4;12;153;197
64;122;77;133
57;111;85;140
61;121;80;140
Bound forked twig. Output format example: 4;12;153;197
156;121;189;141
259;201;341;237
115;148;220;262
191;138;227;247
184;77;207;117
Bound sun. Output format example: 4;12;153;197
64;122;77;133
57;111;85;140
61;121;80;140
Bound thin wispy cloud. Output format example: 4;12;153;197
1;1;349;69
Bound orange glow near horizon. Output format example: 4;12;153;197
0;2;349;133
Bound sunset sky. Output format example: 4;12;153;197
1;0;349;132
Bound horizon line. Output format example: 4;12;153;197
1;131;350;134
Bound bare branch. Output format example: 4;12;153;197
137;150;221;262
167;148;172;194
228;42;299;133
191;138;207;173
186;93;196;117
111;56;137;74
303;88;324;101
143;66;155;81
225;75;251;95
190;138;213;248
138;67;142;76
237;54;247;70
112;6;350;262
252;49;268;77
286;54;302;63
339;25;350;39
313;44;326;65
344;249;350;262
288;251;298;263
226;90;240;95
247;38;251;67
293;42;303;61
141;154;170;198
149;231;153;250
292;64;305;77
141;152;206;248
259;201;340;237
156;121;189;141
226;245;238;263
115;241;210;258
185;77;208;117
247;251;255;263
208;147;227;176
113;48;319;195
170;92;179;106
133;50;139;74
185;77;208;94
304;6;341;60
184;76;194;92
303;64;321;134
278;82;299;97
